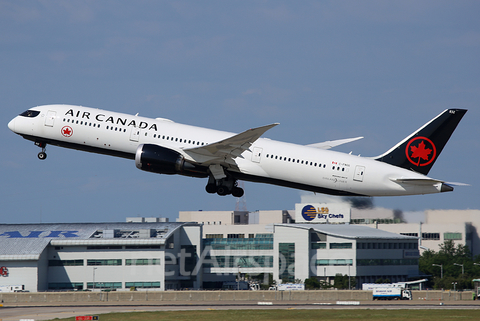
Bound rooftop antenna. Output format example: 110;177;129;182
235;181;247;212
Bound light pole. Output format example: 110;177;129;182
454;263;464;275
93;267;97;290
452;282;457;291
432;264;443;279
237;265;240;291
348;263;351;290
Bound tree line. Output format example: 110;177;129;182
419;239;480;290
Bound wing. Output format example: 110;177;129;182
182;123;279;166
307;137;363;150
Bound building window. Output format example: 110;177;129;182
86;282;122;289
126;282;161;289
49;259;84;266
125;259;160;265
444;232;462;240
279;243;295;283
422;233;440;240
181;245;197;275
203;237;273;250
311;243;327;249
357;259;419;266
400;233;418;237
48;282;83;290
330;243;352;249
227;234;245;239
256;233;273;238
87;259;122;266
316;259;353;266
204;256;273;268
206;234;224;239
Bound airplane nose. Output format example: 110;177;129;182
8;118;15;132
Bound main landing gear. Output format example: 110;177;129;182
35;141;47;160
205;173;244;198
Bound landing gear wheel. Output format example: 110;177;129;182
205;184;217;194
38;151;47;160
216;186;229;196
232;187;244;198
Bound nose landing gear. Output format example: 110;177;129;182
35;142;47;160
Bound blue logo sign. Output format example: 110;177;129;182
0;231;79;238
302;205;317;221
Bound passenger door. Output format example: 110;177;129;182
353;165;365;182
252;147;263;163
45;110;56;127
130;127;140;142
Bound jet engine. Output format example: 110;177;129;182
135;144;208;178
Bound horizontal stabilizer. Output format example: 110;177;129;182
307;137;364;150
389;177;464;193
390;177;444;185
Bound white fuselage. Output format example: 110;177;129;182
8;104;445;197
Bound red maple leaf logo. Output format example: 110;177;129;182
410;141;432;165
61;126;73;137
405;137;437;167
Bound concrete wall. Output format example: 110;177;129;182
0;290;475;304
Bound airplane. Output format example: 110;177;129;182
8;105;466;198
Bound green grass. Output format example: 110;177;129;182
50;309;480;321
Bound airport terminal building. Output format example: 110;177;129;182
0;217;421;292
0;222;202;292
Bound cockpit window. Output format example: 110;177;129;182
19;110;40;118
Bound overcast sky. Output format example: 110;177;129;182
1;1;479;224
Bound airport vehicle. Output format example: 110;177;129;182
0;285;25;292
8;105;466;198
269;283;305;291
372;287;412;300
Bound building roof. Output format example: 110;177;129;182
275;223;417;240
0;222;197;261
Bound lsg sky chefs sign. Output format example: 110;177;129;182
295;203;351;223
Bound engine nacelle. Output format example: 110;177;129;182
135;144;208;178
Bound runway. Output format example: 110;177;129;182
2;301;480;321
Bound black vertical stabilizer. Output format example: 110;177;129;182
374;109;467;175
